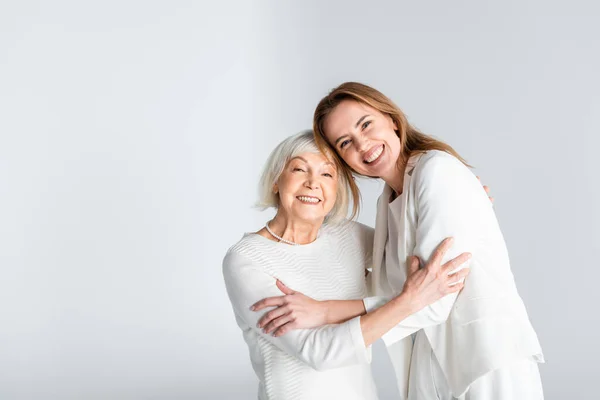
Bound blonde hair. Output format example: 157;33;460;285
313;82;470;219
256;130;351;223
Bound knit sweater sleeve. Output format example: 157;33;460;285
223;250;371;371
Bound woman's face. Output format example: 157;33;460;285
275;151;338;223
323;100;401;179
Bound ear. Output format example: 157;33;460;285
273;183;279;194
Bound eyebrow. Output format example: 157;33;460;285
291;156;335;167
355;114;370;129
334;114;370;147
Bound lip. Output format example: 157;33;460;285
363;144;384;164
296;195;322;204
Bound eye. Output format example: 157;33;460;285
322;173;333;178
340;139;351;149
362;120;371;130
293;167;305;172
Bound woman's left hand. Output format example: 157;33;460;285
477;176;494;203
251;281;326;337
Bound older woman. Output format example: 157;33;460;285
222;131;471;400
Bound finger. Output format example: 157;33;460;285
257;306;289;328
476;176;481;181
276;280;295;295
483;185;490;194
445;282;465;294
442;252;472;274
429;237;454;269
265;313;295;334
489;196;495;204
251;296;285;311
273;319;296;337
407;256;420;275
447;267;470;285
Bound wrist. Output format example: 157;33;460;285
395;291;420;315
321;300;332;324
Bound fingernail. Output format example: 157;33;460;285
250;306;255;311
467;253;472;259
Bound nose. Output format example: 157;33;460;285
304;173;321;190
354;133;369;153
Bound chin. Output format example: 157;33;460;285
371;157;395;175
295;212;326;223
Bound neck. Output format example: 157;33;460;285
266;212;322;245
382;159;407;199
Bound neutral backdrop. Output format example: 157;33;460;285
1;1;598;399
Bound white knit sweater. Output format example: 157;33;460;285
222;221;378;400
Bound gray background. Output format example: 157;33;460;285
1;1;598;399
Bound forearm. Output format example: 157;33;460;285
224;254;371;370
360;289;460;346
359;293;418;347
323;299;366;324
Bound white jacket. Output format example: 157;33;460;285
367;150;544;397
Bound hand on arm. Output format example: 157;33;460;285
254;158;487;346
382;153;490;337
360;237;470;346
223;251;372;370
253;237;470;347
253;280;366;336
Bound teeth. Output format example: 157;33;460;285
297;196;320;203
365;146;383;163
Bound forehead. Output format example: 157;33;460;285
324;100;378;138
289;151;335;167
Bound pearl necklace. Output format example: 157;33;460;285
265;222;300;246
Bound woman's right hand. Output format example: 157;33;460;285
401;237;471;312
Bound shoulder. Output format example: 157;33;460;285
222;235;262;278
350;221;375;246
414;150;467;175
412;150;473;186
324;219;373;238
323;219;374;250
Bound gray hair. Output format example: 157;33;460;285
256;130;350;223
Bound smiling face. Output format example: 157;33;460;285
322;100;401;181
274;152;338;223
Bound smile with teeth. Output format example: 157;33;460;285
297;196;321;204
364;145;384;163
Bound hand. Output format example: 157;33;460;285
251;280;327;337
477;176;494;204
401;237;471;312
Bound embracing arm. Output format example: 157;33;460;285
358;170;494;326
255;156;492;344
223;251;371;371
359;242;470;346
364;153;493;345
252;238;470;347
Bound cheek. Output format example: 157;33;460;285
335;151;358;170
384;128;400;145
325;182;338;202
278;175;298;192
345;154;365;171
276;183;294;204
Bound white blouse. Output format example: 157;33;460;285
366;150;544;397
